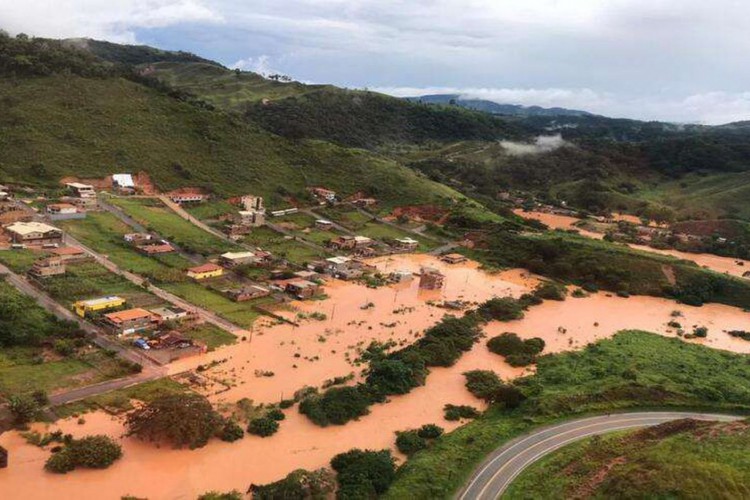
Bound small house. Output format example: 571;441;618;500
238;210;265;227
138;242;175;255
293;270;320;281
46;203;77;215
441;253;468;265
219;251;257;267
240;195;264;212
352;198;377;208
309;187;337;203
389;270;414;283
394;237;419;252
285;279;321;300
28;257;66;278
66;182;96;198
325;256;352;274
103;308;155;335
330;235;372;251
169;193;207;204
224;285;271;302
419;266;445;290
187;263;224;280
124;233;153;244
315;219;334;230
150;306;190;323
73;295;126;318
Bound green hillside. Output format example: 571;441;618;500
506;419;750;499
0;35;465;209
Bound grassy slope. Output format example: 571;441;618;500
385;331;750;499
506;420;750;499
0;74;463;209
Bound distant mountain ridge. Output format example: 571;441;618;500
405;94;593;117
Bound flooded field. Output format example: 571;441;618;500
3;254;750;499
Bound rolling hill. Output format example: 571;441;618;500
404;94;592;117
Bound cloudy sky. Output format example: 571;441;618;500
3;0;750;123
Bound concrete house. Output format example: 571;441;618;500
223;285;271;302
169;193;207;204
51;246;88;263
187;263;224;280
103;308;155;335
240;195;265;212
315;219;334;230
309;187;337;203
285;279;321;299
46;203;78;215
66;182;96;198
73;296;126;318
419;266;445;290
394;237;419;252
325;256;352;273
330;235;373;251
219;251;257;267
28;257;66;279
238;210;265;227
150;306;190;323
441;253;468;264
4;222;63;246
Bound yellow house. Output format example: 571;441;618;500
73;295;126;318
187;263;224;280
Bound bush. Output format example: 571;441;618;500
464;370;504;402
395;430;427;456
417;424;444;439
8;394;41;424
494;384;527;409
250;468;336;499
248;417;279;437
266;408;286;421
477;297;524;322
443;404;480;421
299;386;372;427
693;326;708;338
487;333;545;366
331;449;396;498
366;358;425;396
219;420;244;442
125;393;224;449
45;435;122;473
197;491;242;500
533;282;567;301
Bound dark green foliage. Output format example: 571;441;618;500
487;333;546;366
245;88;524;148
266;408;286;421
0;33;112;78
247;417;280;437
464;370;504;402
443;404;480;421
693;326;708;338
45;435;122;473
533;282;567;301
219;420;244;442
196;492;243;500
366;358;426;396
330;449;396;499
493;385;527;409
299;386;372;427
249;468;336;499
414;316;482;367
728;330;750;341
125;393;224;449
395;431;427;456
8;393;41;424
477;297;525;322
0;281;86;347
417;424;444;439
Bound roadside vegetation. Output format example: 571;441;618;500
385;330;750;498
505;419;750;499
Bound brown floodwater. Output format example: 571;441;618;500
2;255;750;499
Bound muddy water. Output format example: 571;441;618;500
3;256;750;499
513;209;750;278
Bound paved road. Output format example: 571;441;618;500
457;411;744;500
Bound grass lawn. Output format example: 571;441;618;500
0;249;48;273
58;212;193;283
505;421;750;499
109;197;237;255
161;282;261;327
184;200;238;220
358;221;437;251
55;377;189;418
385;330;750;499
183;323;237;351
43;261;163;308
244;226;326;265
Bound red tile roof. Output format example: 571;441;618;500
104;308;152;323
188;263;223;274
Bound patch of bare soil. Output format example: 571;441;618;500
570;456;628;499
660;264;676;285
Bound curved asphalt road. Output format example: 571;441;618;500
457;411;744;500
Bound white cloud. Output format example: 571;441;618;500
231;55;278;76
0;0;222;42
501;135;569;156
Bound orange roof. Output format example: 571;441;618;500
104;308;152;323
48;203;77;209
52;246;84;255
188;263;223;274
